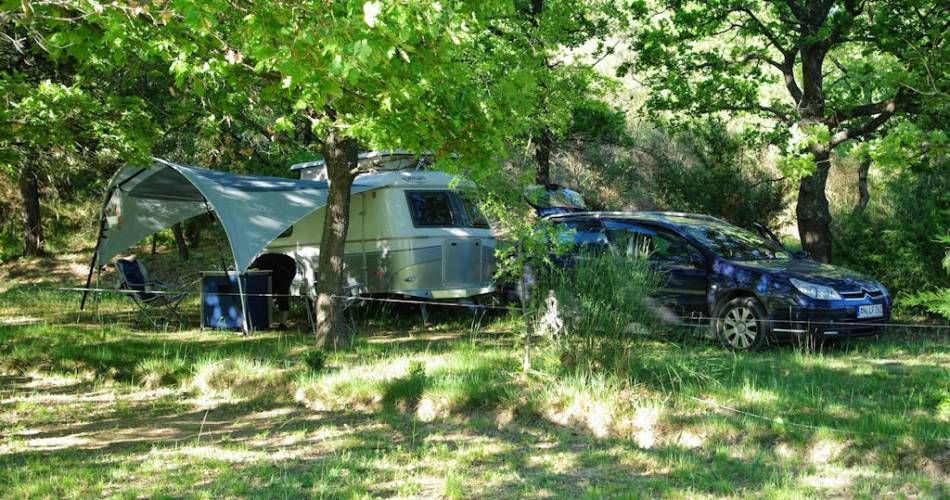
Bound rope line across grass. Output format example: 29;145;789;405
43;286;950;446
58;286;950;331
686;395;950;444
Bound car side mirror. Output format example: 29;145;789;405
689;253;705;268
792;250;810;260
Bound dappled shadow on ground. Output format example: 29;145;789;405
1;301;947;496
0;376;791;498
0;316;514;387
0;314;776;496
0;253;99;292
0;327;293;383
3;334;947;498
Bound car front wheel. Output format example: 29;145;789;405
715;297;769;351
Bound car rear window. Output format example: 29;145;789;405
556;220;608;247
604;220;699;264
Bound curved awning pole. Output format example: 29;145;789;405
235;263;250;336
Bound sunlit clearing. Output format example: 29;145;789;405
739;384;779;405
808;437;848;464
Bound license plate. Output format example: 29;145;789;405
857;304;883;319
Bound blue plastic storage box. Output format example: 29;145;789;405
200;271;272;331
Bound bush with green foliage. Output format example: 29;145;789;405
301;349;327;372
647;121;790;230
832;169;949;315
135;356;189;389
890;235;950;320
566;100;633;147
190;356;287;400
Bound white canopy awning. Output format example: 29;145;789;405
93;158;381;273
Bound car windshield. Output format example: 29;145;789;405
681;222;790;261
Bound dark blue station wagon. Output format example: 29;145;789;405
546;212;892;351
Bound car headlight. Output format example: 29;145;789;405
790;278;842;300
875;281;889;297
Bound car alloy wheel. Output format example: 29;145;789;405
715;297;768;351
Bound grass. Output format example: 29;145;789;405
0;252;948;497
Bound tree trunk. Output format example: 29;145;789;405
795;151;833;263
794;41;833;263
853;157;871;215
313;130;359;349
534;128;552;185
185;218;201;249
526;0;551;187
172;223;189;261
19;164;45;257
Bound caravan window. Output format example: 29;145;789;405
405;190;490;228
406;191;461;227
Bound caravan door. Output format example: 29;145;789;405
442;238;484;287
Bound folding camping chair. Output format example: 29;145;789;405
115;259;186;329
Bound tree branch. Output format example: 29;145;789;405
822;0;863;48
824;94;903;127
830;56;848;76
781;52;803;106
750;175;786;187
738;6;790;56
783;0;807;22
744;52;784;71
728;103;794;122
829;100;898;147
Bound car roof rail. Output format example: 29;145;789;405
545;210;729;225
632;211;729;224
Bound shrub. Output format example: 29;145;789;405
301;349;326;372
566;100;633;147
381;360;428;412
831;169;949;313
293;349;519;420
647;121;790;229
902;289;950;319
901;235;950;319
190;356;287;400
135;356;188;389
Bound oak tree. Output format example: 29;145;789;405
162;0;540;346
626;0;948;262
1;1;156;255
493;0;626;184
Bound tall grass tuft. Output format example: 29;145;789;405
190;355;288;400
533;252;662;375
293;348;520;420
135;356;188;389
301;349;326;372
